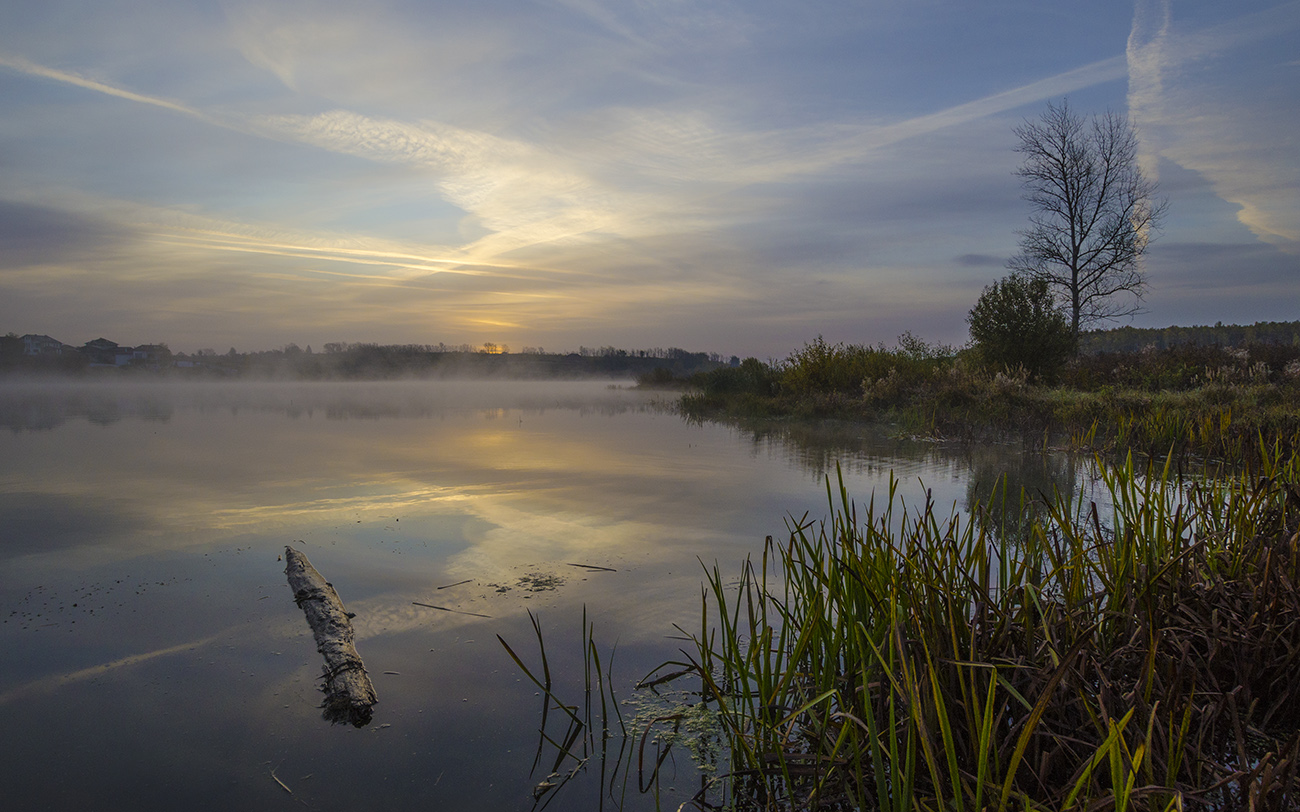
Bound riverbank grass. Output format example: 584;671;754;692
670;442;1300;809
670;339;1300;461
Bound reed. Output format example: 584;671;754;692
499;608;705;810
499;608;631;810
678;338;1300;464
671;441;1300;810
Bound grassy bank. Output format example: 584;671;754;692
506;337;1300;809
660;443;1300;810
669;338;1300;463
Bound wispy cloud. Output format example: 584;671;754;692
0;51;215;123
1128;0;1300;249
244;48;1130;266
4;32;1129;274
850;57;1128;151
7;1;1288;352
145;226;524;278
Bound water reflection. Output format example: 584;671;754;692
715;417;956;481
962;445;1092;543
0;381;1098;811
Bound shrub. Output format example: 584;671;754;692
780;336;951;401
692;358;779;398
967;275;1074;380
779;337;875;396
635;366;679;387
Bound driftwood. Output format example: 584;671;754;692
284;546;377;727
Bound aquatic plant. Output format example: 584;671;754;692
499;607;719;810
678;338;1300;464
498;607;634;810
668;443;1300;810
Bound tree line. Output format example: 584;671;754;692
0;334;729;380
1078;321;1300;354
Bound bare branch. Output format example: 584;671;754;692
1006;99;1167;342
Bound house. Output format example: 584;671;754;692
81;338;134;366
131;344;171;367
20;334;66;356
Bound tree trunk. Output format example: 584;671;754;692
284;546;377;727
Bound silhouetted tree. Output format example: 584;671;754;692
1008;100;1167;342
0;332;22;367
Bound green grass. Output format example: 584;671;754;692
503;439;1300;810
677;339;1300;463
663;441;1300;810
512;336;1300;808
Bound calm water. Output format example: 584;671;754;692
0;380;1088;811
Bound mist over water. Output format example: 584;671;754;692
0;378;668;430
0;380;1086;810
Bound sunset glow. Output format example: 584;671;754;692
2;1;1296;356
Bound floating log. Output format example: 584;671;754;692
284;546;377;727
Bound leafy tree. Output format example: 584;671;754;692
1008;100;1167;341
0;332;22;366
967;274;1074;379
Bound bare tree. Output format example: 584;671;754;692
1008;100;1167;341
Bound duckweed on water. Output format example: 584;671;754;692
621;690;724;775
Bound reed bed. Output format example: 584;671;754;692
668;442;1300;810
675;338;1300;465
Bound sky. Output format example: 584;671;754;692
0;0;1296;358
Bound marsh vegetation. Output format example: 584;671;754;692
671;445;1300;810
527;330;1300;809
669;334;1300;463
514;442;1300;810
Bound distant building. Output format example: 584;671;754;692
81;338;134;366
20;334;66;356
131;344;171;367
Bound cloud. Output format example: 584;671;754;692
0;51;214;123
1143;239;1300;325
1128;1;1300;250
222;0;666;122
239;48;1127;270
0;200;131;267
956;254;1005;267
248;109;656;260
845;57;1128;151
1153;241;1300;289
2;31;1131;274
3;4;1221;355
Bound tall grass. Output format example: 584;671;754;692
671;442;1300;810
680;335;955;418
678;338;1300;463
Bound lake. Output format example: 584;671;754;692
0;380;1090;811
